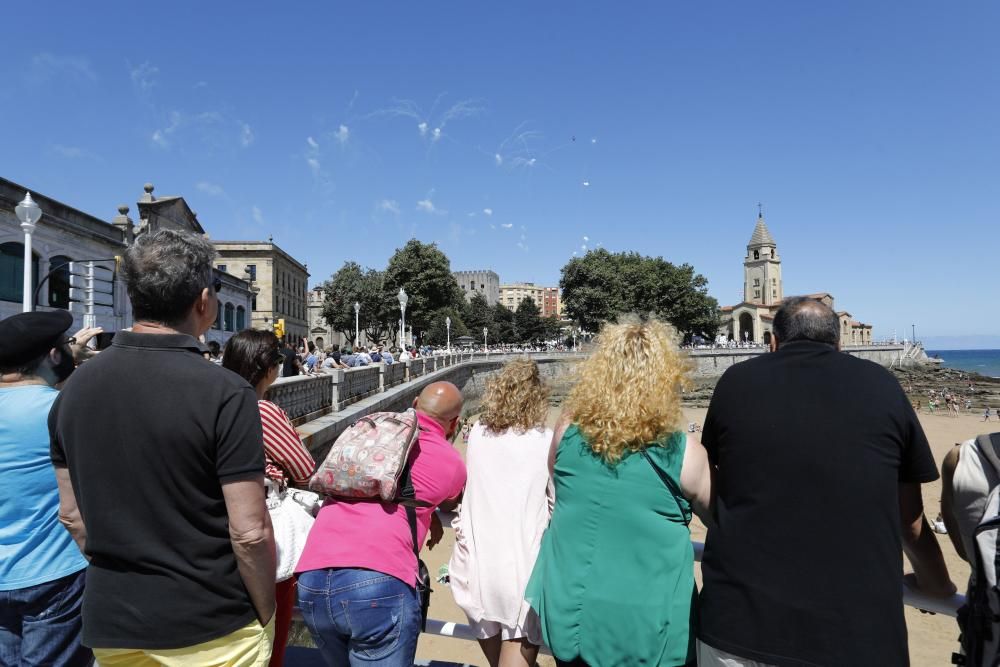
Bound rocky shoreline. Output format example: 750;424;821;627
893;364;1000;412
679;362;1000;411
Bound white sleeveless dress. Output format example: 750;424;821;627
449;423;553;643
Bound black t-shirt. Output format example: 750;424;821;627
49;331;264;649
281;346;300;377
699;340;938;667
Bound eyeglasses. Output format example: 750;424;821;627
64;337;77;346
212;277;223;293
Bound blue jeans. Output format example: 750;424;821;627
297;569;421;667
0;569;92;667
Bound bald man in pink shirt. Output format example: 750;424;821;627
296;382;467;667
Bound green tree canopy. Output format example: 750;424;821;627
320;262;390;344
383;240;464;334
421;307;469;346
514;296;544;342
462;292;493;334
489;303;516;343
560;249;719;339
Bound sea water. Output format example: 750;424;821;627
927;349;1000;378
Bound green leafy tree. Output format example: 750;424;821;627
422;307;469;346
560;249;720;339
514;296;544;342
462;292;493;334
321;262;376;344
383;240;464;335
321;262;396;346
540;315;564;340
489;303;516;343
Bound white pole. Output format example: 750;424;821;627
354;306;359;347
400;308;405;349
21;230;33;312
84;261;96;328
446;318;451;352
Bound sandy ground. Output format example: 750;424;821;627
414;406;986;666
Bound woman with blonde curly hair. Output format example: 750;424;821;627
449;357;553;667
525;316;713;667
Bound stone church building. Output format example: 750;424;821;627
719;213;873;347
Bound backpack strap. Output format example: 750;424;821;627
405;504;420;560
640;449;692;527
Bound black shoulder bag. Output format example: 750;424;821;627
397;460;432;632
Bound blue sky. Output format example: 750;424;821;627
2;2;998;345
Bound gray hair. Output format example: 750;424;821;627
773;296;840;346
123;230;217;325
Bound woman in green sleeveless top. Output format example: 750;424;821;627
525;317;713;667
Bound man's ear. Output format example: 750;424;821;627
412;397;419;410
197;287;212;316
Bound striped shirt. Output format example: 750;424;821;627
258;400;315;485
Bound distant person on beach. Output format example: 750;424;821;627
524;317;713;667
985;407;992;422
698;296;955;667
449;358;553;667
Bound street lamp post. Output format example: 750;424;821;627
483;327;488;355
911;324;916;345
15;192;42;313
446;316;451;352
398;288;408;350
354;301;360;348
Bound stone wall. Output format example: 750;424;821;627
686;344;910;376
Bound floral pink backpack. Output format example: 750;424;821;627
308;409;423;503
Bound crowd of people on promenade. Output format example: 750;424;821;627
1;227;989;667
237;339;572;379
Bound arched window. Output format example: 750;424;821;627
224;303;235;332
0;242;39;303
236;306;246;331
753;250;760;260
49;255;72;309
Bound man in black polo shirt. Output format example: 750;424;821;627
50;230;276;666
698;297;955;667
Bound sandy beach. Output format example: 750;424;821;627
415;406;984;666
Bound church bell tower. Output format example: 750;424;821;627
743;211;782;305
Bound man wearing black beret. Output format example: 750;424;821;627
0;310;92;667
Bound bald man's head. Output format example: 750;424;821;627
773;296;840;349
414;381;464;437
